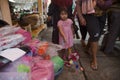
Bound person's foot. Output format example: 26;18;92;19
103;51;114;56
90;61;98;70
64;61;71;68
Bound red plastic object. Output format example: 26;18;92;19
37;42;49;55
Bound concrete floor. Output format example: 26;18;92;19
39;27;120;80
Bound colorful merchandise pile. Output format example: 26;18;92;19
0;26;64;80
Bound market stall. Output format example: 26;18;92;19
0;0;65;80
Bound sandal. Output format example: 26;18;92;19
64;61;71;68
90;62;98;70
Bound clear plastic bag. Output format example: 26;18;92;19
15;29;32;44
0;72;30;80
0;26;20;37
46;43;63;57
0;34;25;51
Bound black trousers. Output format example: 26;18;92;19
77;16;87;40
101;11;120;53
97;14;107;36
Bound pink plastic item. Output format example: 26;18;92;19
31;58;54;80
26;39;40;53
15;29;32;44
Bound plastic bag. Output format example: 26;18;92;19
0;72;30;80
0;55;31;72
0;34;25;51
37;42;49;55
15;28;32;44
31;58;54;80
26;39;40;54
46;43;63;57
0;26;20;37
51;56;64;73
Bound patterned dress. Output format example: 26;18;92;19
57;19;73;49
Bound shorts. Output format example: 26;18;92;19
84;14;100;42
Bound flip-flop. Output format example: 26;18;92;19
90;62;98;70
64;61;71;68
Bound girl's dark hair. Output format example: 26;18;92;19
60;8;68;14
0;19;9;27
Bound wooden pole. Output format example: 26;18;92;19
0;0;12;25
38;0;44;24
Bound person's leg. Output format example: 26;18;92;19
52;15;59;44
80;25;87;40
52;26;59;44
77;15;87;47
75;31;80;39
98;14;107;51
68;47;72;55
63;48;72;61
98;14;107;36
103;11;120;53
85;38;91;54
73;23;80;39
101;13;111;51
85;14;100;70
90;42;98;69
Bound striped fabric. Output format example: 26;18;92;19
81;0;95;14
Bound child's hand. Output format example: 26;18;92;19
64;37;67;43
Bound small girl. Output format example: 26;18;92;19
57;8;74;60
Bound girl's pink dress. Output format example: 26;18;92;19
57;19;73;49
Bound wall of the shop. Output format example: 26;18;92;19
0;0;12;25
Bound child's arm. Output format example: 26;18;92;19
58;26;67;42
